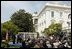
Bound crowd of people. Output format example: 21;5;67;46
17;35;71;48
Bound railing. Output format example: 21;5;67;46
17;32;38;40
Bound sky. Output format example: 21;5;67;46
1;1;71;23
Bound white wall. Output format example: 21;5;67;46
36;6;71;36
45;10;51;28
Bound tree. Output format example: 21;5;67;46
43;23;62;36
1;21;19;41
1;24;7;40
11;9;34;32
1;21;19;47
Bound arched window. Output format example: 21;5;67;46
68;14;71;19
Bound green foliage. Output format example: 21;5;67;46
2;21;19;34
11;9;34;32
1;39;9;48
1;21;19;40
1;42;8;48
1;23;7;34
43;23;62;36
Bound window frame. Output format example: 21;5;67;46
68;14;71;19
51;11;54;18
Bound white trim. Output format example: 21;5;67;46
36;3;71;17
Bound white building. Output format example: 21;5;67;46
33;3;71;36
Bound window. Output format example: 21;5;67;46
68;14;71;19
34;19;38;24
51;11;54;17
67;22;70;27
60;12;62;17
44;20;46;24
40;23;41;26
